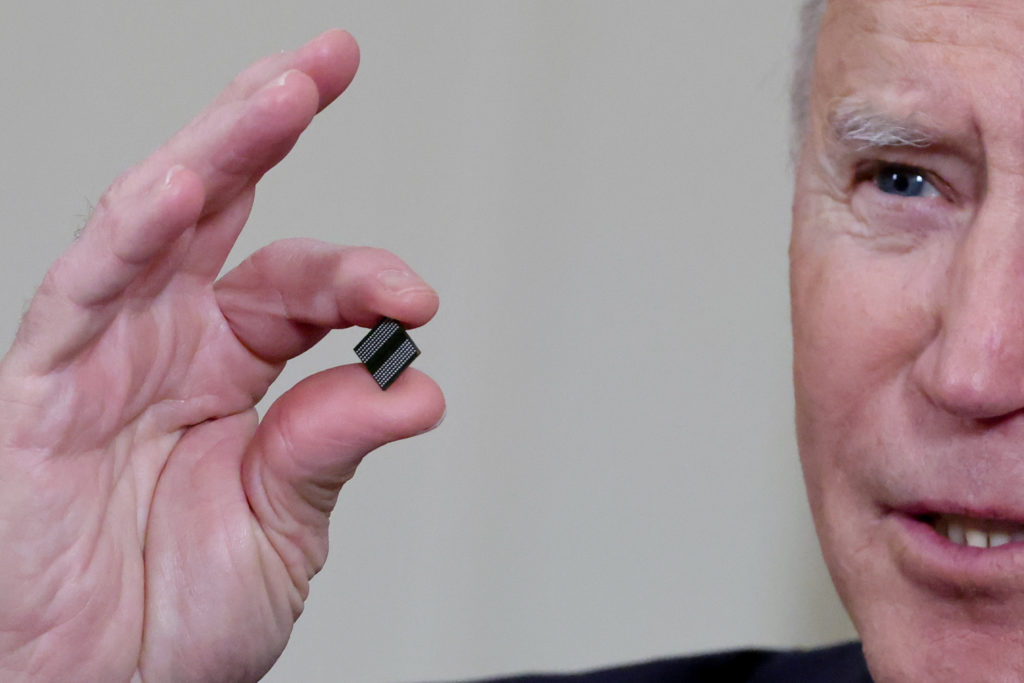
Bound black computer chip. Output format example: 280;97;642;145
354;318;421;390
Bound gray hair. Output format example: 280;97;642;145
829;98;933;150
791;0;829;156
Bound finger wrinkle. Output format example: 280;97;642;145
245;428;328;586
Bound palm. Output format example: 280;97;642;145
0;31;444;682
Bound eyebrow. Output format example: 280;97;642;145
827;98;935;151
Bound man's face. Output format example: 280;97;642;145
792;0;1024;680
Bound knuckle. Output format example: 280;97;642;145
37;264;62;299
88;168;143;251
94;203;131;262
94;168;135;216
339;245;405;272
266;236;329;253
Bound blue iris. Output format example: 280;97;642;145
876;165;933;197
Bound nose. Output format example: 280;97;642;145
914;199;1024;421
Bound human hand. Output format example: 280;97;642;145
0;30;444;682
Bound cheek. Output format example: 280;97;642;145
788;237;945;624
789;239;939;473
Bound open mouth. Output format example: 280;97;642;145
889;509;1024;593
920;514;1024;548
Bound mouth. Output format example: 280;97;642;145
920;513;1024;548
886;506;1024;595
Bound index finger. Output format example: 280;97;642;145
9;31;361;374
211;28;360;113
127;29;361;209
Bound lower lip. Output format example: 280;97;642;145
890;512;1024;594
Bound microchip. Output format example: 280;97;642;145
354;318;421;390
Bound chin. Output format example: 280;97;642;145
816;514;1024;682
856;608;1024;683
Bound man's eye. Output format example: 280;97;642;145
874;164;940;198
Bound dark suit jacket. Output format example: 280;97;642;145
473;642;871;682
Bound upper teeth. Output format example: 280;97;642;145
934;515;1024;548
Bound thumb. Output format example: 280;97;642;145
241;364;444;580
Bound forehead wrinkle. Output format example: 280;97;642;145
860;0;1024;56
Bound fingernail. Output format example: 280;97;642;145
267;69;299;90
377;269;429;294
163;164;186;188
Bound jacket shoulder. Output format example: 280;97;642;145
479;642;870;683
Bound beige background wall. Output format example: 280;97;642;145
0;2;856;681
